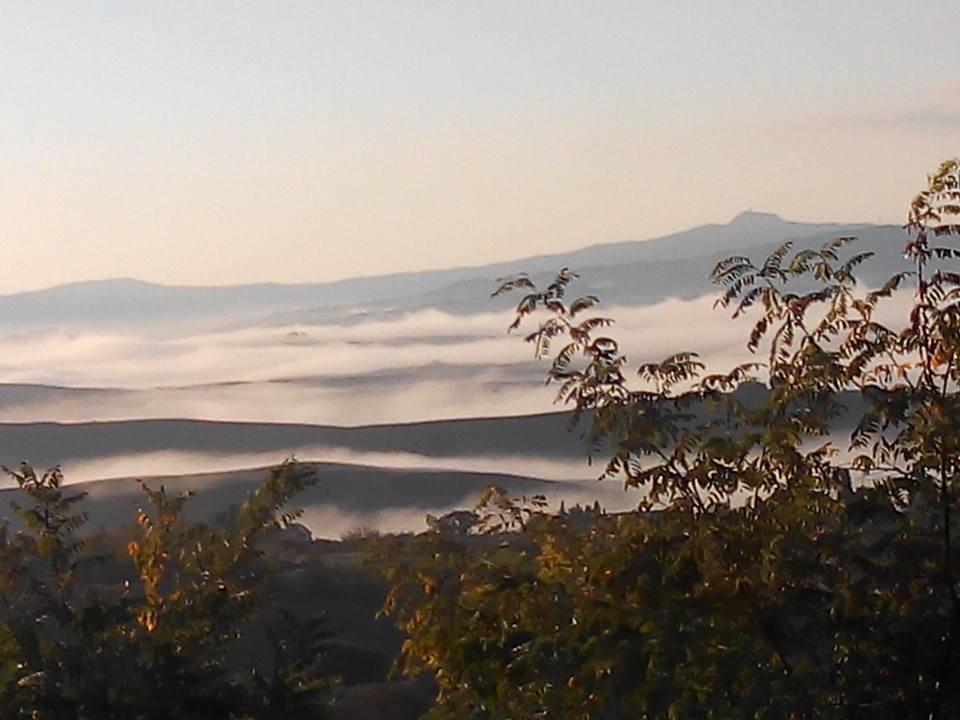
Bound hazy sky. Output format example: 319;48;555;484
2;1;958;293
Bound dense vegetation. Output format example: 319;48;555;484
372;158;960;719
0;157;956;718
0;459;442;719
0;461;341;719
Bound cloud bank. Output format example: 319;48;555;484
0;289;916;424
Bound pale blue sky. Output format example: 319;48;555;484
1;1;958;292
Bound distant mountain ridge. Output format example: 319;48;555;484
0;213;908;328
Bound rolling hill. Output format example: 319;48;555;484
0;213;908;329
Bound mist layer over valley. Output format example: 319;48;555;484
0;213;913;536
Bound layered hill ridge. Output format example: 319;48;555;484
0;412;586;470
0;413;612;537
0;214;910;537
0;213;906;328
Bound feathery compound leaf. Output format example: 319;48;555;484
569;295;600;317
492;274;536;297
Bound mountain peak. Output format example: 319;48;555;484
728;210;786;227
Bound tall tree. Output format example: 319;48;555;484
374;157;960;719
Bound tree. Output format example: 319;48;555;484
0;460;334;719
373;157;960;718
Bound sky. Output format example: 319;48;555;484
2;1;958;294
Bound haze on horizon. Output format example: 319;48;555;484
2;1;958;294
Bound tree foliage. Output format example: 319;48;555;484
0;460;334;719
373;157;960;718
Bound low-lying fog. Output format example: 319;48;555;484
297;482;643;540
62;448;596;485
0;296;760;424
0;288;914;535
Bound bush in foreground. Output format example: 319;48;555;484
0;461;332;719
